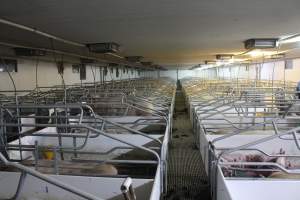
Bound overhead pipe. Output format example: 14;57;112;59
0;41;106;63
0;18;85;47
278;33;300;43
0;41;153;70
0;18;157;70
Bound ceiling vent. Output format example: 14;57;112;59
141;62;153;66
80;58;96;64
244;38;278;49
14;48;46;56
108;63;119;67
125;56;143;62
87;42;120;53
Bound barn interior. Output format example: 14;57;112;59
1;1;300;200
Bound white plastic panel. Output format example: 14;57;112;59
0;171;153;200
9;128;162;160
225;179;300;200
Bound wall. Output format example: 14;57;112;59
196;58;300;83
0;58;154;91
160;69;195;80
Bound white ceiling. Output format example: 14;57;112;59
1;0;300;67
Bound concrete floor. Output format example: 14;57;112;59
165;84;211;200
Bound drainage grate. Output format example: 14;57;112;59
165;90;211;200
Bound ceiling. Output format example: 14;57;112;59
1;0;300;67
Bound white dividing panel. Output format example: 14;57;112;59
9;128;163;160
0;171;153;200
225;179;300;200
217;167;232;200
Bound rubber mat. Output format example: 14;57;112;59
165;88;211;200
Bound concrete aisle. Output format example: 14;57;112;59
165;84;211;200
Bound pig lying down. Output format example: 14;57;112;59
220;148;300;179
0;159;119;177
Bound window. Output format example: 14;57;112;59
285;59;293;70
116;68;119;77
103;66;108;76
245;65;249;71
0;59;17;72
72;64;80;73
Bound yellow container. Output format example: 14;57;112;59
42;148;54;160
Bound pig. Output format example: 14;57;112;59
269;172;300;179
221;148;291;178
34;161;118;176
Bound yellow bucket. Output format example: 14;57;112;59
42;147;54;160
256;112;265;117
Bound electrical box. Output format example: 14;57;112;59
14;48;46;56
125;56;143;62
87;42;120;53
141;62;153;66
80;58;96;64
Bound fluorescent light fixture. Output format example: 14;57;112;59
195;67;204;71
190;64;202;70
105;52;124;59
279;34;300;44
216;54;234;60
246;49;276;57
216;61;223;66
199;64;216;70
190;63;215;70
190;58;248;71
269;53;285;59
204;60;216;65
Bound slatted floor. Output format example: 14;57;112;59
165;85;211;200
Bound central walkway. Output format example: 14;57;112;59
165;82;211;200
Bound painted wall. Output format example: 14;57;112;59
160;69;195;80
0;58;150;91
196;58;300;82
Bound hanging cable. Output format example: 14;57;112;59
35;56;40;90
0;58;17;98
50;38;66;102
90;65;97;94
0;58;23;160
